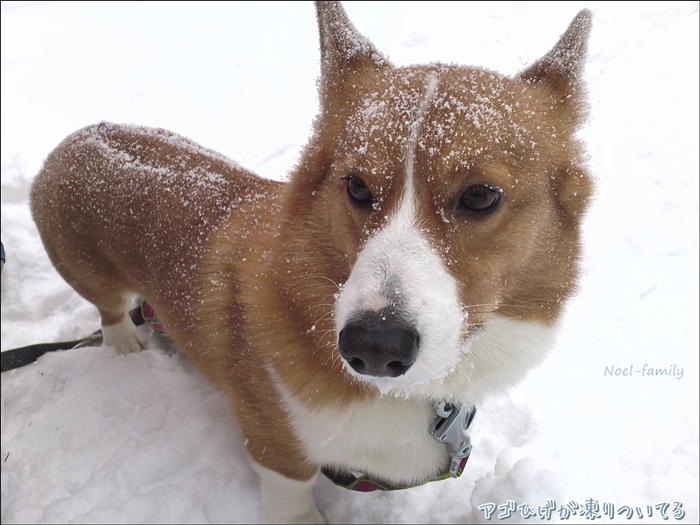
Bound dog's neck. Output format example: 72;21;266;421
322;401;476;491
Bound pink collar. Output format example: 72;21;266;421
323;402;477;492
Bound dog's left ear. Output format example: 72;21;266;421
518;9;592;116
519;10;594;219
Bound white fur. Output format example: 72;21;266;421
334;74;467;396
388;315;560;403
271;367;449;485
274;316;558;487
253;464;325;524
333;199;466;396
404;72;439;197
102;315;147;355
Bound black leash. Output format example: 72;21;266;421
1;306;146;373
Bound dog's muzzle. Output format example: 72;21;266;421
338;308;419;378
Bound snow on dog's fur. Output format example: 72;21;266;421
30;2;593;523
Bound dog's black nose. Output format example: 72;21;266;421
338;310;419;378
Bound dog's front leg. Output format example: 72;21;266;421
252;463;325;524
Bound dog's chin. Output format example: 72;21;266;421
340;337;477;401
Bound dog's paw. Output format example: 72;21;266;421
255;464;326;524
263;505;326;525
286;507;326;525
102;317;147;355
303;508;327;524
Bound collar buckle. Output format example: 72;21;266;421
430;401;477;477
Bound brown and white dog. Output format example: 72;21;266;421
30;2;593;523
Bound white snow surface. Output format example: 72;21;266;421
1;1;698;523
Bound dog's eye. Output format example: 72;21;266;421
459;185;503;213
344;175;373;205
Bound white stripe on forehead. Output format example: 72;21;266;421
401;72;439;215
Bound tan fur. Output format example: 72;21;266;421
31;2;593;520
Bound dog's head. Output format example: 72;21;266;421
277;2;593;401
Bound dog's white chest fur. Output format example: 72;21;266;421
273;376;449;484
272;314;558;484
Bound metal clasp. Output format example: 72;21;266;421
429;401;477;477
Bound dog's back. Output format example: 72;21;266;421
30;122;282;351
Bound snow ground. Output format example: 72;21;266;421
1;1;698;523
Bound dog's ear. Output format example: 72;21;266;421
519;10;593;220
315;1;391;102
518;9;592;113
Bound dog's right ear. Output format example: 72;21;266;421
315;1;391;104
